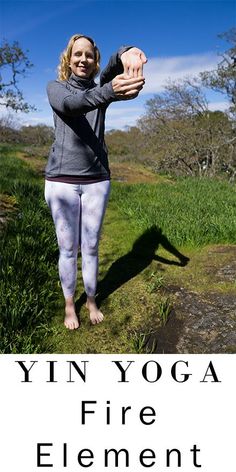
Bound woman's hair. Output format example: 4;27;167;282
58;34;101;81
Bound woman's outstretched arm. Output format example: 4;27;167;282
47;75;145;116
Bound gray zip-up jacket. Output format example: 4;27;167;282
45;46;132;179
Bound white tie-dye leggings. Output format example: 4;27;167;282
44;179;110;298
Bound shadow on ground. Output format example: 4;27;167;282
75;225;189;312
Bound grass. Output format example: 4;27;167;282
110;178;236;247
0;145;61;353
1;143;235;353
146;273;164;293
131;330;158;354
158;297;172;327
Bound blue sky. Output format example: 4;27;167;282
1;0;235;129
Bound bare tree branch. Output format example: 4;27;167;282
0;40;36;112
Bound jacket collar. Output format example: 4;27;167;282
68;72;95;89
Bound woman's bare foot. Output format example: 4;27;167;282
64;297;80;330
86;296;104;325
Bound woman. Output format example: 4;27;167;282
45;34;147;329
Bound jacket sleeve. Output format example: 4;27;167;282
47;80;118;117
100;46;133;86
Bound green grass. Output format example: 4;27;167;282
110;178;236;247
0;145;37;192
158;297;172;327
0;145;61;353
131;330;157;353
146;272;164;293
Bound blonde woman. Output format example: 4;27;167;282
45;34;147;329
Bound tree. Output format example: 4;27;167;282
138;77;235;177
19;124;54;145
200;27;236;116
106;126;145;162
0;112;21;143
0;40;35;112
0;120;54;146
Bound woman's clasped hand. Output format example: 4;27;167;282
112;47;147;99
112;73;145;99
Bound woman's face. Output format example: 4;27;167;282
70;37;96;79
